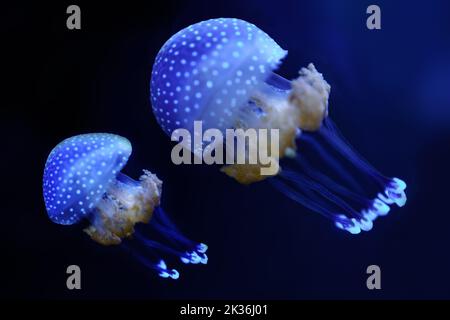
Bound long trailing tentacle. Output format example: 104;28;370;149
272;117;406;234
123;206;208;280
121;242;180;279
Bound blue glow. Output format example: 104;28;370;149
273;118;408;234
157;259;167;270
43;134;208;280
359;218;373;232
43;133;132;225
373;199;390;216
150;18;287;135
181;257;190;264
200;254;208;264
150;18;408;235
197;243;208;253
169;269;180;280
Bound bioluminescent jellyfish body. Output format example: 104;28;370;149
150;18;407;234
43;133;207;279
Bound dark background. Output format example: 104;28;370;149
2;0;450;299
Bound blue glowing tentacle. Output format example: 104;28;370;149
299;134;364;192
270;177;343;222
152;207;208;255
261;77;407;233
383;178;407;207
281;167;391;233
152;207;196;245
324;118;382;175
147;222;208;264
320;118;389;184
151;222;207;254
281;170;364;219
272;178;371;234
121;243;179;279
152;206;181;231
294;156;372;208
294;154;394;226
378;192;394;204
274;151;398;234
134;231;206;265
321;118;407;206
139;207;208;264
134;232;190;259
271;178;361;232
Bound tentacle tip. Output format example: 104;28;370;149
385;178;407;205
159;269;180;280
200;254;208;264
157;260;179;279
362;209;378;221
392;177;407;191
181;251;202;264
197;243;208;253
359;219;374;232
181;251;208;264
396;192;407;207
157;259;167;270
347;226;361;235
335;219;361;235
388;190;407;207
170;269;180;280
348;219;362;234
373;199;390;216
181;257;190;264
377;192;394;205
335;221;344;230
190;252;202;264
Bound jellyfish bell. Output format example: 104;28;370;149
151;18;328;179
151;18;288;135
150;17;407;234
43;133;208;279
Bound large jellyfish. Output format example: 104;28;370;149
43;133;207;279
150;18;407;234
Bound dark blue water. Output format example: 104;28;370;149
3;0;450;299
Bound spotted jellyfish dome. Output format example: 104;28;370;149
151;17;287;135
43;133;132;225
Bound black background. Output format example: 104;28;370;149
3;0;450;299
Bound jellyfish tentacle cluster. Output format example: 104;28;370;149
43;133;207;279
150;17;407;234
84;170;162;245
273;118;406;234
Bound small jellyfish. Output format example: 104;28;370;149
43;133;207;279
150;18;407;234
